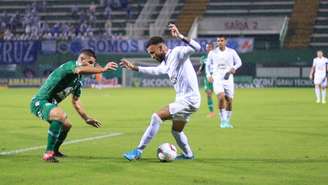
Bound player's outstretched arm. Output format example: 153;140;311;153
120;58;166;75
72;96;102;128
119;59;139;71
75;62;118;74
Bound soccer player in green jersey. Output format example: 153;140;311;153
30;49;118;162
197;43;215;118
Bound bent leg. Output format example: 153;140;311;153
137;106;171;151
171;120;193;158
48;107;72;153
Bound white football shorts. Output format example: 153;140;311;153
169;100;198;122
314;74;327;87
213;76;235;98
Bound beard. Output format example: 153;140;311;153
155;53;166;62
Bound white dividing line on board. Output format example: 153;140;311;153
0;132;123;156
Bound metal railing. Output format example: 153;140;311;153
149;0;178;36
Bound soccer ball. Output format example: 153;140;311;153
157;143;177;162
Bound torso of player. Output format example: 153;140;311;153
163;48;200;107
210;47;235;78
313;57;327;77
35;61;82;104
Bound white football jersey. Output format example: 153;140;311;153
313;57;328;77
138;39;201;108
207;47;242;80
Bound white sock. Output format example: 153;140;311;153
172;130;193;157
226;110;232;121
219;109;227;122
322;88;326;101
315;86;321;101
137;113;162;152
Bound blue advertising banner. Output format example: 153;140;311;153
0;41;40;64
55;38;254;55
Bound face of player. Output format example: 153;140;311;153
206;44;213;53
217;37;226;50
317;51;323;58
147;43;166;62
78;53;96;66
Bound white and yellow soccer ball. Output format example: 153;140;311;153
157;143;177;162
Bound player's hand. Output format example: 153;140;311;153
120;59;138;71
309;74;313;80
169;23;181;38
229;68;236;74
105;62;118;71
85;118;102;128
208;76;214;83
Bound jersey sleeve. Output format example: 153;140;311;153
205;57;212;77
177;39;201;60
138;62;167;75
312;59;316;67
206;51;214;78
232;49;242;70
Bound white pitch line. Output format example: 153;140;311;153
0;132;123;156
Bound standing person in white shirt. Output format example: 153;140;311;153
309;50;328;104
207;35;242;128
120;24;201;161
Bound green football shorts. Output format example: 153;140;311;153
30;97;57;122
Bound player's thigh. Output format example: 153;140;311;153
213;80;224;95
169;101;195;124
314;75;325;85
30;99;57;122
223;80;234;99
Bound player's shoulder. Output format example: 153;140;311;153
171;46;185;53
208;47;218;55
56;60;77;74
226;47;237;53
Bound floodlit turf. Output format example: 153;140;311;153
0;87;327;185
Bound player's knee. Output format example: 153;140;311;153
64;123;72;130
151;113;163;125
171;121;185;132
218;93;225;100
58;113;67;122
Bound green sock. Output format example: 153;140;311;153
54;128;69;152
207;96;214;112
46;120;62;151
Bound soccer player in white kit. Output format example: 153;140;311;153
207;35;242;128
120;24;201;160
309;50;328;104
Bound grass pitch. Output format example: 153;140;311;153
0;88;327;185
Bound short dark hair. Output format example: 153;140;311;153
217;35;227;39
145;36;165;49
80;49;96;59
